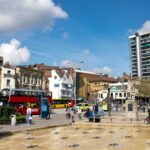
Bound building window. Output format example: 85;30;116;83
124;93;126;97
111;93;113;98
119;93;122;97
7;70;11;74
54;76;57;79
6;79;10;86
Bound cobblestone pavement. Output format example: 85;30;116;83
0;108;149;134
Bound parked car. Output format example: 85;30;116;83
76;103;90;111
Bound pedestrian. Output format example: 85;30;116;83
145;105;150;123
94;103;99;115
46;103;51;120
88;109;94;122
148;105;150;118
116;102;119;112
66;106;71;119
71;109;75;123
77;108;82;120
90;105;93;111
26;105;32;126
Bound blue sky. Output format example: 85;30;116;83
0;0;150;77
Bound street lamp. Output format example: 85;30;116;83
121;78;124;106
67;61;84;107
108;87;111;116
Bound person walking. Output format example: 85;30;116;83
26;105;32;126
148;105;150;118
77;108;82;120
66;106;71;119
71;109;75;123
46;103;51;120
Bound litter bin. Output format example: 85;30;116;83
95;115;101;122
95;118;101;122
11;114;16;126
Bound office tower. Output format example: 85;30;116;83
129;32;150;78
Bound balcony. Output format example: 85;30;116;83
4;73;15;78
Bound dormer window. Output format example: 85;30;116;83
54;76;57;79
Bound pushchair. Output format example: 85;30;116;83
144;116;150;124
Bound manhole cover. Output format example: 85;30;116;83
68;144;80;148
109;143;119;147
26;145;39;148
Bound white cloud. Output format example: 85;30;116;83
60;60;73;67
82;49;90;55
0;0;68;32
0;39;30;65
102;66;112;74
63;32;70;39
137;21;150;33
60;59;84;69
92;66;112;74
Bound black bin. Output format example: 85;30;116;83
95;117;101;122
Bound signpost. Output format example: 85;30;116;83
41;97;48;118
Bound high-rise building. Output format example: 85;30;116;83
129;32;150;78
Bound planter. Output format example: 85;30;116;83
17;119;26;124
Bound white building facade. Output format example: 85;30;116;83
0;66;15;90
48;70;73;99
98;82;128;103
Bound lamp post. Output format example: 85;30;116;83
121;79;124;106
68;61;84;107
108;87;111;116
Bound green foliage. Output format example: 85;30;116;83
0;106;16;120
16;114;25;120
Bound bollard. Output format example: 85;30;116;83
130;118;132;124
11;114;16;126
110;118;112;123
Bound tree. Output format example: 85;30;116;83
130;77;150;98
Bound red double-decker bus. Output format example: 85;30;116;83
0;88;52;116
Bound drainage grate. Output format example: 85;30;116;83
60;137;69;140
54;132;59;134
124;136;132;138
109;143;119;147
74;128;79;130
109;131;115;133
82;132;88;134
68;144;80;148
92;136;101;139
26;145;39;148
26;137;35;140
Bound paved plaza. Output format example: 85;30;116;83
0;108;150;135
